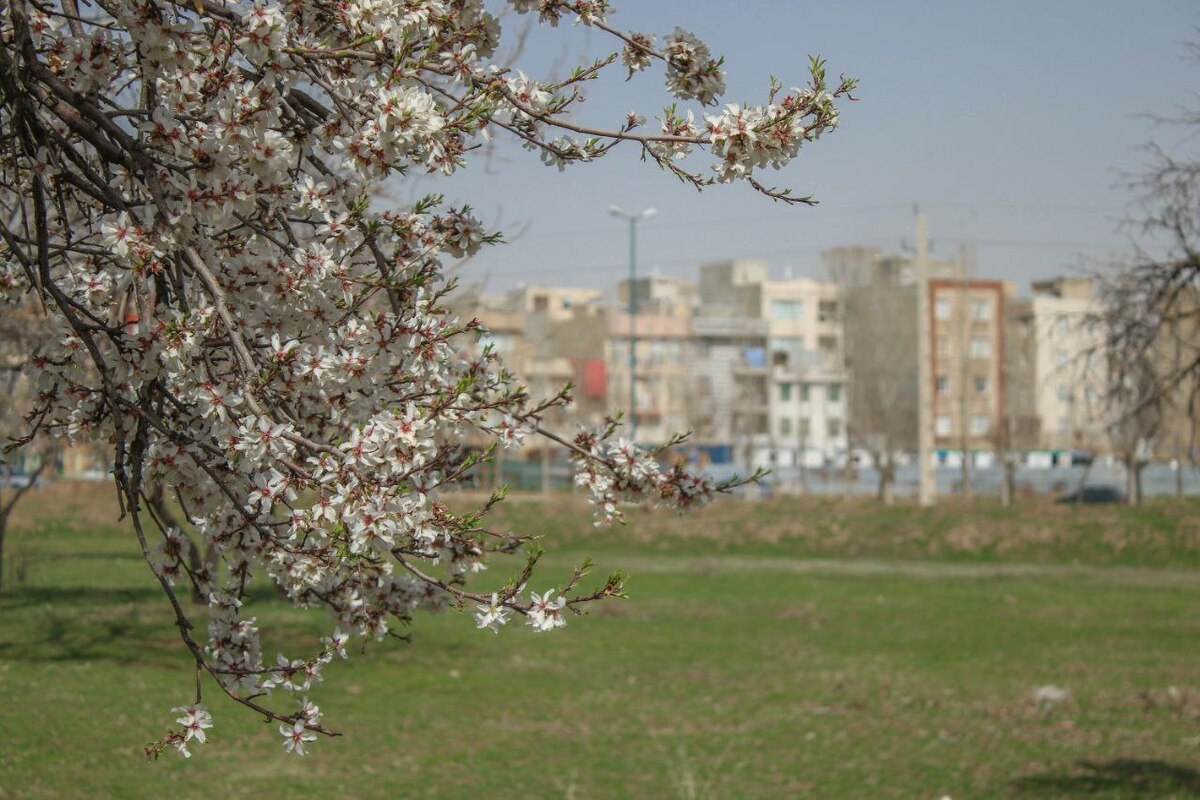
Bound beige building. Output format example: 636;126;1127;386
616;276;699;312
503;285;602;322
606;309;694;445
452;288;610;454
693;260;848;466
1024;277;1107;453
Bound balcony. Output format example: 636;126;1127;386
692;315;769;339
731;345;769;376
770;348;843;377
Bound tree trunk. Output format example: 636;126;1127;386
1176;441;1185;498
1001;462;1016;507
960;451;972;498
1124;456;1143;506
876;462;895;505
0;511;7;591
0;460;46;591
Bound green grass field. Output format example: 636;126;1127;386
2;483;1199;799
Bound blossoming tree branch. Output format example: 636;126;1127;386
0;0;855;758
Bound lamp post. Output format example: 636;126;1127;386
609;205;657;443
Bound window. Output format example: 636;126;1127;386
935;297;952;320
774;336;805;351
973;376;988;394
936;375;949;396
970;414;989;436
828;384;841;402
827;418;842;438
799;383;810;402
936;415;952;436
969;337;991;358
798;418;811;439
1056;350;1070;368
1056;385;1069;402
779;382;792;402
818;300;839;322
533;294;549;311
970;299;991;321
937;335;950;356
772;300;804;320
780;417;792;436
1055;314;1069;335
1057;417;1070;435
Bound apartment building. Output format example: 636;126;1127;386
1001;297;1043;453
929;279;1013;453
606;307;694;445
453;288;609;448
693;260;848;467
1022;277;1107;454
503;285;602;322
616;276;700;312
828;245;967;462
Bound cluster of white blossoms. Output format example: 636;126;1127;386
572;424;723;526
166;705;213;758
662;27;726;106
0;0;852;757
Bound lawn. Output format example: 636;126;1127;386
1;483;1199;799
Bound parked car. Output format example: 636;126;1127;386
1055;485;1126;504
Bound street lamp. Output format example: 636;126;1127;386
609;206;657;443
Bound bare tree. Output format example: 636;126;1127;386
1090;43;1200;499
1096;44;1200;467
844;281;917;504
996;302;1039;507
0;297;52;589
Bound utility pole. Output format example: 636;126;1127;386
609;206;656;443
916;207;936;507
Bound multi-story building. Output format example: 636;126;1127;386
929;279;1013;454
616;276;700;312
1021;276;1107;454
503;285;602;322
452;287;610;452
606;307;694;445
828;245;966;464
692;260;848;467
1001;297;1043;453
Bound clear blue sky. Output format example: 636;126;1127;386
429;1;1199;295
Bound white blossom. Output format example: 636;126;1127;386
0;0;851;754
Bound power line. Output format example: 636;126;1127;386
458;233;1122;279
486;199;1124;243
